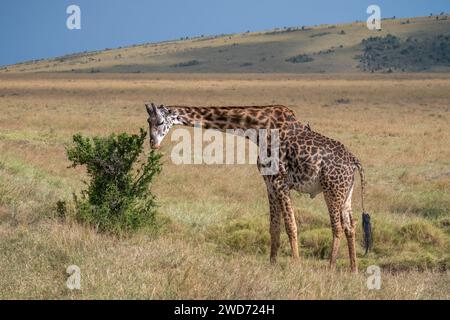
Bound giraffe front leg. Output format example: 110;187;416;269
279;193;299;261
269;206;281;264
264;175;299;262
265;184;281;263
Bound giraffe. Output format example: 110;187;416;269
145;103;370;273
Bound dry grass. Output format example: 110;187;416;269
0;72;449;299
0;222;447;300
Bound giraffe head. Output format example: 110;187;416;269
145;103;176;149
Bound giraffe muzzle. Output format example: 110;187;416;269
151;142;161;149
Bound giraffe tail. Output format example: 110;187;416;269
355;160;372;255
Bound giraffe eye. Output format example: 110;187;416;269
156;120;164;126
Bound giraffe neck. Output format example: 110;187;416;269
166;105;297;131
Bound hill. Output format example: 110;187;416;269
2;15;449;74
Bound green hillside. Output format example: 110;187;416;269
2;15;449;73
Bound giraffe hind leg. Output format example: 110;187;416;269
329;215;342;270
342;186;358;273
324;191;343;270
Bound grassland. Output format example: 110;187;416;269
0;72;449;299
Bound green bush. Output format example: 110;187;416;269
171;60;200;68
309;31;331;38
66;128;162;235
285;54;314;63
358;34;450;72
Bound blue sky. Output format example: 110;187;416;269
0;0;448;66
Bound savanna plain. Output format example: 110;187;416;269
0;72;449;299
